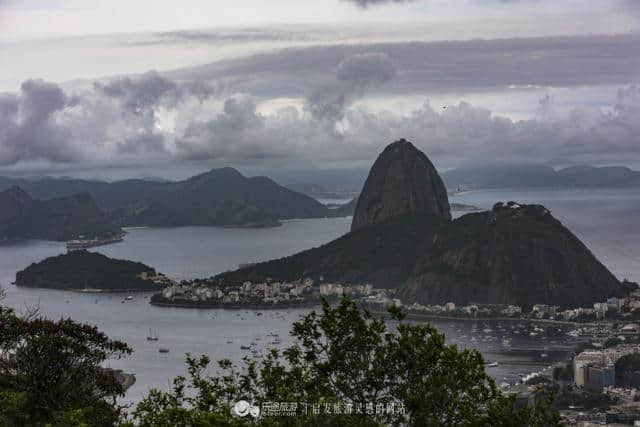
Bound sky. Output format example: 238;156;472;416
1;0;640;181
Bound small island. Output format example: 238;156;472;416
15;250;173;292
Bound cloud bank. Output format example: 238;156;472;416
2;71;640;173
2;33;640;175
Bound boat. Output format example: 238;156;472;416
540;353;548;358
147;329;159;341
159;348;169;353
240;345;251;350
486;362;499;368
226;339;233;344
125;296;133;301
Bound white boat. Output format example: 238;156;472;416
125;296;133;301
486;362;499;367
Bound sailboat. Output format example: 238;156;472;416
146;329;159;341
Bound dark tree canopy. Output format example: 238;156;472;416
0;306;132;426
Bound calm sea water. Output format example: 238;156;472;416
0;188;638;405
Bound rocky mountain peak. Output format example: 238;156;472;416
351;139;451;231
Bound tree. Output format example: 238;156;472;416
615;353;640;389
132;298;560;426
0;306;132;426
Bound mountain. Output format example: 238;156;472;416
285;183;357;200
120;168;331;228
442;164;640;189
209;140;627;309
442;164;560;189
557;165;640;187
0;168;336;228
336;197;478;217
0;186;122;241
351;139;451;231
400;202;622;308
15;250;165;291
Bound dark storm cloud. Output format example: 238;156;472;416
305;52;396;121
341;0;418;8
94;70;217;112
0;80;80;166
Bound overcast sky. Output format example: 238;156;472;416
1;0;640;180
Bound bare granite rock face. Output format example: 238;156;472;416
351;138;451;231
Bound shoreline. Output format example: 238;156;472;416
383;311;604;327
12;284;162;294
149;299;323;310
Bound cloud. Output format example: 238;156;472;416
305;52;396;122
169;34;640;99
174;86;640;169
341;0;418;8
1;48;640;174
0;79;81;166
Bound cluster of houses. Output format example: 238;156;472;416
383;288;640;322
157;278;377;306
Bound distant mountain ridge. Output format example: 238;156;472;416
0;186;121;241
0;168;342;229
442;164;640;189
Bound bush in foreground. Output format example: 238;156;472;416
0;306;132;426
131;299;560;426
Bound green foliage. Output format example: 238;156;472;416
553;387;615;410
615;353;640;389
603;337;622;348
574;342;597;355
16;250;162;291
0;307;132;426
132;298;560;426
552;364;574;382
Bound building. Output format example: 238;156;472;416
501;305;522;317
594;302;608;319
532;304;557;318
585;365;615;393
621;323;640;336
574;352;607;387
